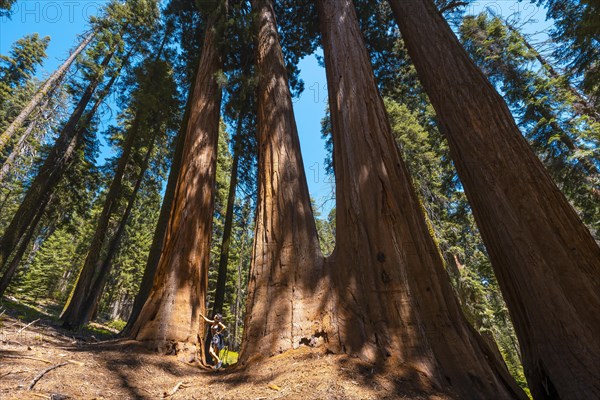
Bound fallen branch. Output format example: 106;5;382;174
28;363;68;390
1;339;24;346
17;318;40;335
162;381;189;398
1;355;51;363
0;369;28;378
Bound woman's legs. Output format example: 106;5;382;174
209;343;221;366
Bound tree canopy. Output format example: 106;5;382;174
0;1;598;399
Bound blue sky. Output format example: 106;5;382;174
1;0;550;216
0;0;335;214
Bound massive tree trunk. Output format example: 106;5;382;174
127;11;223;359
316;1;526;398
0;50;116;271
239;0;326;365
211;116;242;315
121;91;189;336
0;32;95;154
80;141;155;324
61;108;143;328
388;0;600;398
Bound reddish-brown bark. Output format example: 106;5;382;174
388;0;600;398
128;13;223;361
239;0;327;365
122;91;189;337
316;1;527;398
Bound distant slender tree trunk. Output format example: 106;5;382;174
0;188;13;218
61;111;142;328
1;93;54;181
316;1;526;398
0;122;36;183
388;0;600;398
0;49;116;272
0;32;95;154
232;233;246;351
211;116;243;315
503;22;600;121
0;196;49;296
128;9;224;361
81;141;154;324
540;115;600;200
121;92;189;337
239;0;325;365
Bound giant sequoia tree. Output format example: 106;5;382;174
3;0;600;397
239;0;326;364
240;1;524;398
388;0;600;398
128;5;225;358
315;0;526;398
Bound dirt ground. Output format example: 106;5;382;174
1;300;454;400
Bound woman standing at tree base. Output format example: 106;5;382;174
201;312;226;369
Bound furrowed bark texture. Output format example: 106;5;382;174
317;1;526;398
388;0;600;398
239;0;326;365
128;15;222;358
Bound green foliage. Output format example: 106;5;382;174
459;13;600;237
0;33;49;91
90;47;181;322
107;318;127;331
16;228;78;302
273;0;319;95
0;33;50;132
540;0;600;102
0;0;16;15
97;183;161;321
11;211;94;304
219;348;238;366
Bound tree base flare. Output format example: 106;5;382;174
135;340;200;364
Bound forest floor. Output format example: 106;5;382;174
1;297;453;400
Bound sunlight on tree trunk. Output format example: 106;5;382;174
317;1;527;398
128;11;223;363
239;0;327;365
388;0;600;398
